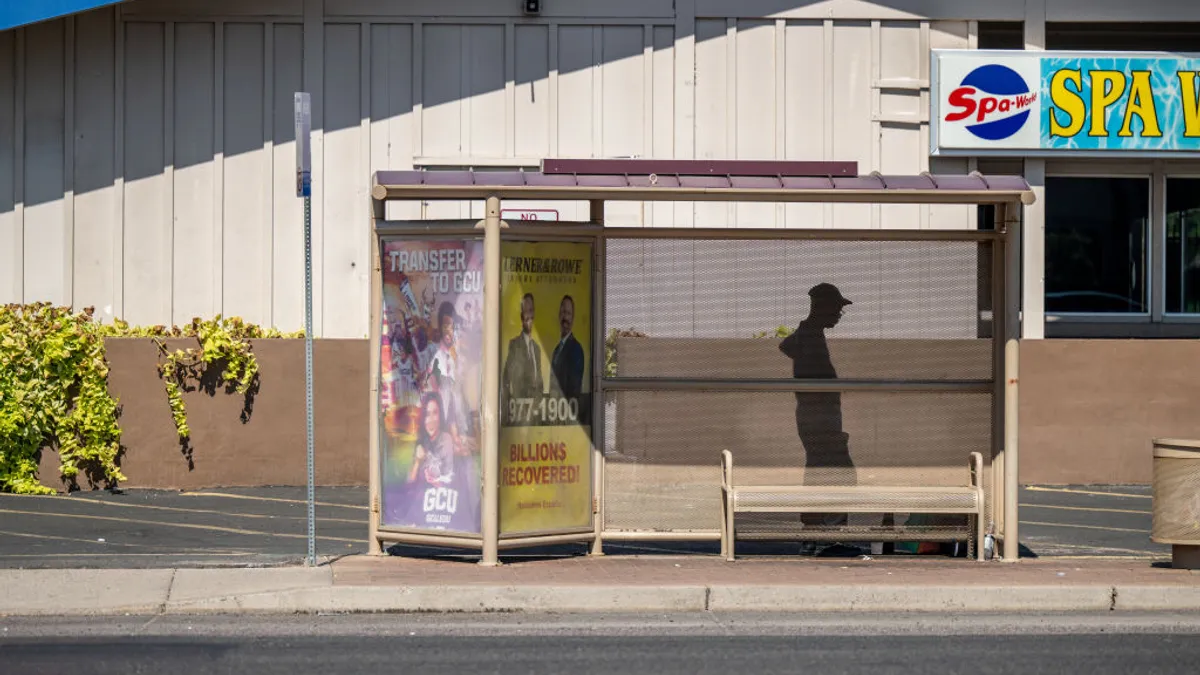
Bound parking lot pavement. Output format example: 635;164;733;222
0;485;1169;568
1018;484;1167;559
0;487;367;568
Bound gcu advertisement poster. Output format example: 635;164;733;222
499;241;594;535
932;49;1200;154
379;239;484;535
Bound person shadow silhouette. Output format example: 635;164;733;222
779;283;857;531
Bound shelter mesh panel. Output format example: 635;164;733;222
601;237;997;538
601;390;993;534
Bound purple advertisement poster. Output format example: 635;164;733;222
378;238;484;535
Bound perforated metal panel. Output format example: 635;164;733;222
1152;456;1200;544
602;390;992;534
732;489;980;512
600;236;998;540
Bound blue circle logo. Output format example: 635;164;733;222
945;64;1035;141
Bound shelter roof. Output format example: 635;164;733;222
372;161;1033;205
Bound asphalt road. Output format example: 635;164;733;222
0;484;1167;567
3;613;1200;675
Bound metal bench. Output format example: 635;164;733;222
720;449;985;561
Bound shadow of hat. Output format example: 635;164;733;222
809;282;852;306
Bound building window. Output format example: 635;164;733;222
1166;178;1200;315
1045;176;1150;314
1046;22;1200;51
977;22;1025;50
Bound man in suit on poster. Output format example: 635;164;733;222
549;294;585;403
502;293;545;420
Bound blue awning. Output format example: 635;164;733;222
1;1;126;32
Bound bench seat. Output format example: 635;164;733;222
720;450;986;561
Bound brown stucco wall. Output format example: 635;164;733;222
33;337;1196;491
1018;339;1200;485
38;338;370;490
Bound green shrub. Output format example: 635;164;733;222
0;304;301;494
1;304;124;494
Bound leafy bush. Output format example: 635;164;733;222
752;325;795;339
1;304;124;494
0;305;302;494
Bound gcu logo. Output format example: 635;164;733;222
423;487;459;514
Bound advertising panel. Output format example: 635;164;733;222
498;241;594;535
932;50;1200;155
378;238;484;535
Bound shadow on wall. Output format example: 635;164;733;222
1;0;989;209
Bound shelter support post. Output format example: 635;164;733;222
480;195;503;566
589;199;606;556
1003;204;1022;562
990;203;1006;553
368;196;385;555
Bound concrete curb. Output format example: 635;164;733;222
164;585;710;614
3;568;1199;615
707;585;1115;612
0;569;175;616
1112;585;1200;611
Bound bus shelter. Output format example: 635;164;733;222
366;159;1032;566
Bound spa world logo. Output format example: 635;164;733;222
943;64;1037;141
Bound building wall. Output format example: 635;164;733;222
0;0;1040;338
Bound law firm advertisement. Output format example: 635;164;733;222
932;50;1200;155
498;240;594;536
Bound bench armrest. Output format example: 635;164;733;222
721;449;733;490
968;451;983;489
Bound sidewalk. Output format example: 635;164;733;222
2;554;1198;616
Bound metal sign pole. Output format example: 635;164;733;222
295;92;316;567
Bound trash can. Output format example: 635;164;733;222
1151;438;1200;570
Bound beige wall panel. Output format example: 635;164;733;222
466;25;505;158
651;25;675;227
222;23;269;325
783;20;826;230
73;9;118;318
601;25;645;227
123;0;302;17
693;0;1025;21
556;26;595;159
122;22;170;326
0;31;19;303
171;22;217;325
513;24;549;160
556;25;595;222
22;19;67;306
420;25;462;159
734;20;775;229
271;23;306;331
419;24;467;220
322;23;367;338
928;20;969;50
327;0;675;18
927;22;973;231
693;18;727;228
830;21;872;228
878;23;922;230
369;24;418;221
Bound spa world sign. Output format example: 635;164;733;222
931;49;1200;156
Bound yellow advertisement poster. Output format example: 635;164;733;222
498;240;594;535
